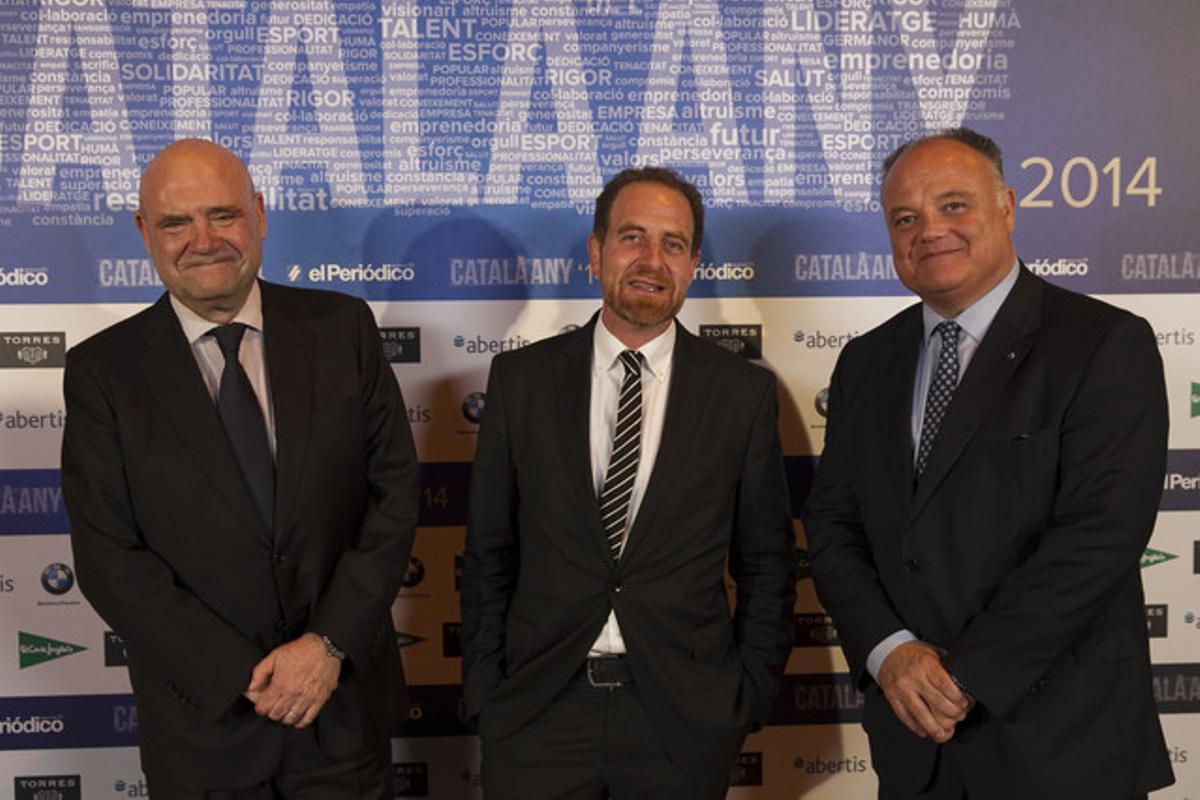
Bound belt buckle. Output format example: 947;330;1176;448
586;656;624;690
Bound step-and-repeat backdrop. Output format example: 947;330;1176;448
1;0;1197;796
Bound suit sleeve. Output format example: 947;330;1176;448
804;343;911;687
729;371;799;729
62;350;264;721
460;355;518;719
942;314;1167;718
308;300;419;669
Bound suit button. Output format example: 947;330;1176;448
272;552;286;564
905;559;920;574
611;584;625;593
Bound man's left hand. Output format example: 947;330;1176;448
245;632;341;728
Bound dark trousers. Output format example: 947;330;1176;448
150;725;393;800
878;747;1149;800
482;677;737;799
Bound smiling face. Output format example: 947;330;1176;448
881;138;1016;318
135;140;266;323
588;180;700;348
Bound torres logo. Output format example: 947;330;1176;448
13;774;80;800
18;631;87;669
0;333;66;368
380;327;421;363
699;324;762;359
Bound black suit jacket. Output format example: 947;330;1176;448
61;282;419;788
805;267;1174;797
461;317;796;771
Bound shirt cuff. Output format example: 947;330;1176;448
866;629;917;682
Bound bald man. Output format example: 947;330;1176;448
61;140;419;798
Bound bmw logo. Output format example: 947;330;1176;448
814;388;829;418
41;562;75;595
403;557;425;588
462;391;486;424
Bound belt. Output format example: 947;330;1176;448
580;654;635;689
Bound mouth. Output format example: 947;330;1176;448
626;277;666;294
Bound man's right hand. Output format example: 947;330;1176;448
877;641;972;743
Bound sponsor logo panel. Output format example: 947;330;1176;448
768;673;864;725
1153;663;1200;713
417;463;470;527
1119;251;1200;284
19;631;87;669
1192;382;1200;418
729;752;763;787
96;258;162;289
381;327;422;364
104;632;130;668
792;328;859;352
1142;548;1178;569
288;262;417;284
0;694;140;749
0;266;52;288
442;622;462;658
793;753;869;776
1025;257;1089;278
795;613;841;647
112;776;150;797
0;469;67;535
393;762;430;797
0;409;65;431
460;392;486;425
0;333;65;368
452;333;530;355
1146;604;1168;638
14;774;81;800
698;324;762;359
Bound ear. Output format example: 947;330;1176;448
587;233;601;279
255;192;267;239
1001;185;1016;233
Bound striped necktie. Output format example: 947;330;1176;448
598;350;643;559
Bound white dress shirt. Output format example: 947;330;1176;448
168;281;277;456
588;318;675;654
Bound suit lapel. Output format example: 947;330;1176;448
911;267;1043;518
261;283;315;540
617;322;712;569
138;295;270;543
554;317;613;565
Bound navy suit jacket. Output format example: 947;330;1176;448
805;267;1174;797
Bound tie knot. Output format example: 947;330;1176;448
618;350;643;377
935;320;961;347
209;323;247;357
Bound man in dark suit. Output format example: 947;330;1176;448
61;140;418;798
804;128;1174;799
461;167;795;798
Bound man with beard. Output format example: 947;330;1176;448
461;167;796;798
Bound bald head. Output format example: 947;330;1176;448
135;139;266;323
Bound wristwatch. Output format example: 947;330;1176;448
319;634;345;662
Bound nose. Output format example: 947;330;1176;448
643;237;668;269
917;214;948;241
190;220;216;253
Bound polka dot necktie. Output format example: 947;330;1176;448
915;321;961;477
598;350;643;560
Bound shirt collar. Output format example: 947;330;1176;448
593;316;675;384
169;281;264;345
922;260;1019;345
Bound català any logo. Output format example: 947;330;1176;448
18;631;87;669
1140;548;1177;569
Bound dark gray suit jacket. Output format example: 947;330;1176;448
805;267;1174;797
62;281;419;788
461;316;796;771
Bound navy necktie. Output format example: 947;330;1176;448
916;321;961;477
210;324;274;531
